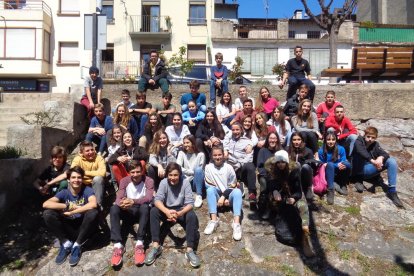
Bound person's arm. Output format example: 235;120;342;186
177;181;195;217
66;195;97;216
132;105;152;115
153;62;168;81
182;112;190;123
158;104;176;115
46;172;67;187
305;61;312;79
176;151;193;176
222;65;228;80
142;62;151;80
210;66;217;81
149;154;160;167
115;178;128;206
84;156;106;177
43;196;66;210
354;136;372;161
84;78;95;107
96;79;103;103
195;111;205;122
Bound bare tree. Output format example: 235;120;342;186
300;0;357;69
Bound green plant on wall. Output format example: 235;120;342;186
360;21;375;29
168;46;194;83
0;146;25;159
20;110;61;127
229;56;244;84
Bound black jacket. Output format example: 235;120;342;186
108;145;149;171
270;166;303;202
353;135;389;162
142;59;167;81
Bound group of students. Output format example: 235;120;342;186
35;62;405;269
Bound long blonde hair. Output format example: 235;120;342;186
296;99;313;129
113;104;131;128
148;130;169;155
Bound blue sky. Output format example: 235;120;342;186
237;0;346;19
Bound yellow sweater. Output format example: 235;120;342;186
71;154;106;185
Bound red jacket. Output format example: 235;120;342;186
315;101;342;119
325;116;357;140
115;175;154;206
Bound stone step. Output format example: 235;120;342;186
1;92;71;104
0;107;44;114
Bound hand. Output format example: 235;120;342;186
278;80;285;89
317;132;323;140
217;196;225;207
149;79;156;85
245;145;253;154
89;102;95;109
204;140;212;148
39;185;49;195
286;197;295;205
189;119;195;126
166;209;177;222
211;137;221;146
158;165;165;178
319;117;325;123
338;162;347;170
257;140;265;148
273;190;282;201
63;211;73;217
120;198;134;209
223;151;229;159
97;128;106;136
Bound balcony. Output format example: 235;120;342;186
211;19;279;41
1;0;52;26
101;61;140;80
129;15;171;43
236;24;277;39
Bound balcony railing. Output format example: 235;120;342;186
235;24;277;39
1;0;52;17
129;15;171;33
101;61;140;79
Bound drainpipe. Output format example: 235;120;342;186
96;0;102;71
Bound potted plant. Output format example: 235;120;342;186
272;62;286;81
229;56;244;84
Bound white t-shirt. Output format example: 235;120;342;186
234;97;255;110
126;181;146;200
204;163;236;192
216;103;235;118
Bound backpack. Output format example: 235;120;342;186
313;163;327;195
274;203;302;246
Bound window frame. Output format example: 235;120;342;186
4;28;36;59
58;0;80;16
57;41;80;66
188;4;206;26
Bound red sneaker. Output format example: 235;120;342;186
111;247;125;267
134;244;145;265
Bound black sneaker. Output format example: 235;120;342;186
354;182;364;193
387;192;405;209
340;185;348;196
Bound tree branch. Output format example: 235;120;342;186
300;0;325;29
326;0;334;9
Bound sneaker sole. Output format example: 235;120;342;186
185;254;200;268
145;249;162;266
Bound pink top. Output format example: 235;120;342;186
262;98;279;114
315;101;342;119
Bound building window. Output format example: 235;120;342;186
288;30;296;39
4;0;26;9
5;28;36;58
307;31;320;39
187;45;206;63
58;42;79;65
102;5;114;23
43;31;51;63
289;48;329;76
189;4;206;25
238;48;278;76
59;0;79;15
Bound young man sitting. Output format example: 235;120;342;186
204;146;243;241
352;126;404;208
138;50;169;95
324;105;358;156
112;89;134;115
43;166;98;266
230;98;257;126
130;91;152;137
71;141;106;208
283;84;311;120
180;80;207;113
151;92;176;126
86;103;113;155
209;52;228;108
109;161;154;267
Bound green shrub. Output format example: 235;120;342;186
20;110;60;127
0;146;24;159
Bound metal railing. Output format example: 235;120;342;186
101;61;140;79
129;15;171;33
1;0;52;17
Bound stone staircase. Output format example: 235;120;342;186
0;93;72;147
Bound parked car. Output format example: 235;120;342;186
167;65;252;84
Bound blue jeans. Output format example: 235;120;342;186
86;132;107;153
138;77;169;94
325;161;351;189
287;76;315;101
222;115;235;128
209;79;228;104
352;155;397;188
206;184;242;217
192;167;205;196
181;104;207;113
138;114;148;137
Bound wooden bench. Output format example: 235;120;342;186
321;47;414;82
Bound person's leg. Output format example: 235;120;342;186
76;209;99;244
301;78;315;101
138;77;148;92
157;78;169;94
193;167;205;196
383;157;397;191
148;165;160;191
286;76;299;100
176;210;199;250
138;135;147;149
199;105;207;113
301;164;314;202
98;135;107;154
81;96;94;119
221;79;229;93
149;206;165;244
43;209;70;243
337;160;351;186
229;188;243;218
240;162;257;195
223;115;235;128
110;204;123;244
56;180;69;193
346;134;358;156
135;204;150;241
325;162;335;190
258;176;269;212
301;131;318;154
181;104;188;112
209;80;216;106
206;185;220;217
139;114;148;137
92;176;105;207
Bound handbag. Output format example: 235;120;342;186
313;163;327;195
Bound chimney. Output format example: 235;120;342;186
294;9;303;19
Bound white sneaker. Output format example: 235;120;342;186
232;222;242;241
194;195;203;208
204;220;219;235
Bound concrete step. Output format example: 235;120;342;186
0;107;44;114
1;92;71;104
